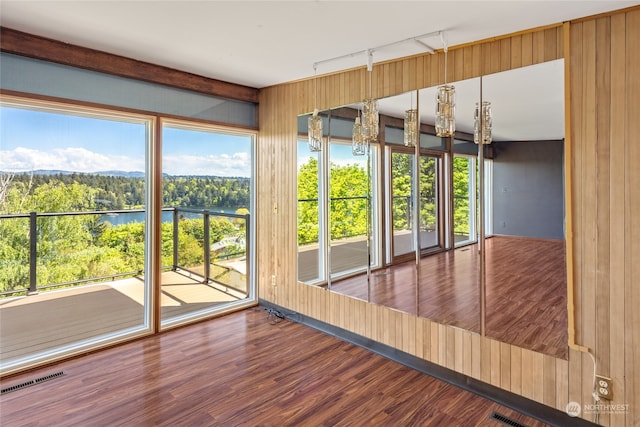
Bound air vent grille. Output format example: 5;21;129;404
1;371;65;395
490;411;529;427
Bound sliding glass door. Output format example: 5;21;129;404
161;121;254;326
453;154;477;246
0;98;151;372
419;155;440;251
389;150;415;261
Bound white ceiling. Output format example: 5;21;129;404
1;1;636;142
0;1;638;89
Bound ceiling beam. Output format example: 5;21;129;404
0;27;259;104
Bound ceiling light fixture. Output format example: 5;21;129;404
404;108;418;147
307;64;323;152
435;35;455;137
474;101;492;145
361;50;379;144
352;110;366;155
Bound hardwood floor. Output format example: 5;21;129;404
331;236;568;359
0;308;550;427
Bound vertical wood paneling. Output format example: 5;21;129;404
521;32;533;66
500;342;511;390
258;13;640;425
510;35;523;69
471;333;481;379
543;354;557;407
521;349;534;400
510;346;522;395
481;336;491;383
579;19;599;415
462;331;472;377
490;339;501;386
556;358;569;412
444;324;455;370
500;38;511;71
454;328;464;372
625;10;640;427
594;18;612;426
609;12;627;427
532;352;544;404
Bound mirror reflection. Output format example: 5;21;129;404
296;59;568;359
296;109;378;291
482;59;567;359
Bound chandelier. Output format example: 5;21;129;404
353;50;379;156
307;64;323;152
435;37;455;137
474;101;492;145
352;112;366;155
404;109;418;147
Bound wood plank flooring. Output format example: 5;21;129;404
331;236;568;359
0;308;550;427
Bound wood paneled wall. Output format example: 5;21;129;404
257;7;639;426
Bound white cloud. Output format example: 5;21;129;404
0;147;251;177
163;152;250;177
0;147;145;173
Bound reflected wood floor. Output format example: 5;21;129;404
331;236;568;359
0;308;550;427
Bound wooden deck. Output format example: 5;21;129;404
0;271;246;363
0;308;551;427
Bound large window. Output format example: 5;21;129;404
0;97;256;375
160;121;254;327
0;98;152;372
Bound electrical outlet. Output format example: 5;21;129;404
271;274;277;287
595;375;613;400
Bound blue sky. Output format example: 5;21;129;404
297;139;369;171
0;106;252;177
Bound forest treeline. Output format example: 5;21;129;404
7;172;250;210
0;172;248;295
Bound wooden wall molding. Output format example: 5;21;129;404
0;27;259;104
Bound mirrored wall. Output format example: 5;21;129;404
296;59;567;359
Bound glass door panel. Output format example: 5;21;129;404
329;142;370;277
161;122;253;326
453;155;476;246
0;100;150;373
390;151;415;260
297;140;323;283
419;155;439;250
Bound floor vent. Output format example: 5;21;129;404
489;411;529;427
1;371;65;395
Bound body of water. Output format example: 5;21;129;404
100;208;242;226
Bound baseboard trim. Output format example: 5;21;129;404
258;299;598;427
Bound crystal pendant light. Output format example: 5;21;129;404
404;109;418;147
361;50;379;144
352;114;366;156
307;64;323;152
435;39;455;137
308;109;323;151
362;98;379;143
474;101;492;145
